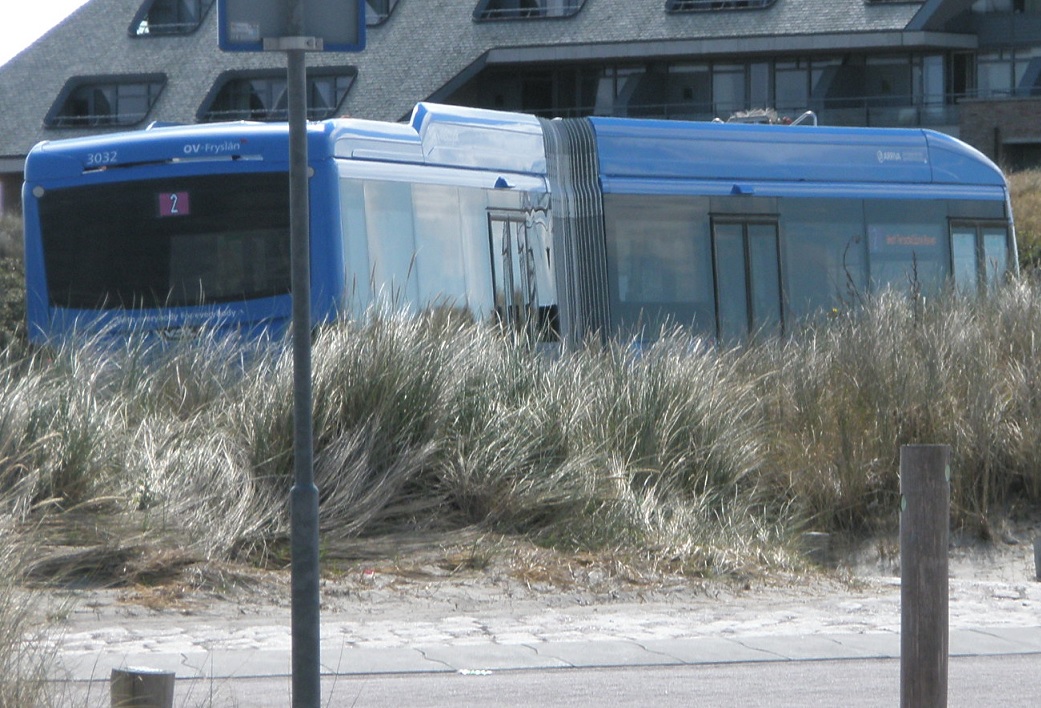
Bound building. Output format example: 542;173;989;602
1;0;1040;213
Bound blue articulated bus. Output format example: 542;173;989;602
22;103;1015;345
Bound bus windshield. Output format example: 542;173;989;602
37;172;290;310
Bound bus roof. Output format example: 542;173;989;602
330;103;546;176
25;103;549;183
589;117;1007;193
25;104;1004;195
23;120;342;181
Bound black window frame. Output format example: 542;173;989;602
666;0;777;12
366;0;402;26
473;0;587;22
128;0;214;37
710;215;783;341
197;67;358;122
45;74;167;129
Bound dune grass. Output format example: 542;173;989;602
3;283;1040;581
2;172;1041;697
1010;168;1041;269
0;315;789;576
0;516;62;707
755;283;1041;538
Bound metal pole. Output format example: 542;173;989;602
286;10;320;704
900;444;950;708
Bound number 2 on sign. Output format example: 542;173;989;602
159;191;190;217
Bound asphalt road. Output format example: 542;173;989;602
61;654;1039;707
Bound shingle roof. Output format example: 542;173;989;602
0;0;932;160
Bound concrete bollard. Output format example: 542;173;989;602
111;667;175;708
801;531;832;566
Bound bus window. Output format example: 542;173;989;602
37;172;290;309
781;198;866;317
951;227;979;296
457;187;496;320
412;184;468;309
363;181;419;311
714;223;749;342
340;178;372;316
866;200;947;296
983;227;1010;291
488;212;536;337
748;223;782;334
950;221;1011;295
602;194;715;339
713;219;781;342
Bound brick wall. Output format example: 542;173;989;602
960;97;1041;170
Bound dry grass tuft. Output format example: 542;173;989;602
0;512;65;707
1010;169;1041;269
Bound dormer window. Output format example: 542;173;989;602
367;0;402;26
198;68;357;122
666;0;776;11
129;0;213;37
473;0;586;21
45;75;166;128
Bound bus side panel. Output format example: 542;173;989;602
309;160;346;326
21;182;52;343
336;158;552;327
411;182;474;315
339;178;371;319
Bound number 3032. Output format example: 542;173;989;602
86;151;118;166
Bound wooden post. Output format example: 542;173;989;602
900;444;950;708
110;667;174;708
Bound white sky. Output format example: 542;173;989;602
0;1;92;68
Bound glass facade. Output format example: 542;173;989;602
451;53;978;126
450;0;1041;130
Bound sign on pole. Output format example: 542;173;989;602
217;2;365;706
217;0;366;52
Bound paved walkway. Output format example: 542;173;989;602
43;557;1041;704
53;624;1041;682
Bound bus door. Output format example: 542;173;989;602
712;218;782;341
487;209;556;341
950;221;1011;296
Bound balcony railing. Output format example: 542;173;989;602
512;93;968;129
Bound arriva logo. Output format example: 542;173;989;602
877;149;927;164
